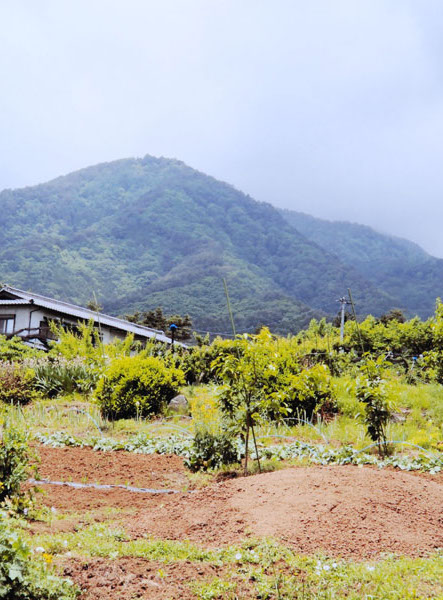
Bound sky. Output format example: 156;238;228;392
1;1;443;256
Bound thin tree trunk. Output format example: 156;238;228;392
251;422;261;473
244;422;250;475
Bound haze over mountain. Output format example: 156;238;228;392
280;210;443;319
3;2;443;259
0;156;440;333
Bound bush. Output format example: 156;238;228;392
95;356;184;419
420;350;443;384
184;430;240;472
0;515;79;600
0;336;40;362
0;363;38;405
179;338;240;385
0;425;36;513
33;358;99;397
281;364;336;420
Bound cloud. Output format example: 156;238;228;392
1;1;443;255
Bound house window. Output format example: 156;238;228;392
0;315;15;334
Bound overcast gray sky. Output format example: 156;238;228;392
2;1;443;256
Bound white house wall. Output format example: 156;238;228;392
0;305;33;332
0;306;123;343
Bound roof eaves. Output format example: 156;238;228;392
0;285;178;343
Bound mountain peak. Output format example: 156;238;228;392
0;157;441;331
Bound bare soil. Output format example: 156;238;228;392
36;445;188;489
61;557;227;600
31;446;443;599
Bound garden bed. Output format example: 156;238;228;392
32;446;443;559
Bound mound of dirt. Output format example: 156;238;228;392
130;465;443;558
34;447;443;558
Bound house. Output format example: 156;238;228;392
0;284;177;349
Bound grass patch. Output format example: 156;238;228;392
25;524;443;599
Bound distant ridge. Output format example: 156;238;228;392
0;155;439;333
279;209;443;319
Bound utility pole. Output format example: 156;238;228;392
169;323;177;349
337;296;351;343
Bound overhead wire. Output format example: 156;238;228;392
192;307;321;337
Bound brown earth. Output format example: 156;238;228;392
127;465;443;557
35;445;188;489
31;446;443;599
61;557;228;600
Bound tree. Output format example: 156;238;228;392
211;330;289;474
356;356;392;457
87;299;103;312
379;308;406;325
332;311;354;328
125;307;193;341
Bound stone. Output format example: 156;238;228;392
168;394;189;413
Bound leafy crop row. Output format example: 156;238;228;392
35;431;442;474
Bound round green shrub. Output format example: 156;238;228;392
282;364;336;420
0;363;38;405
184;430;240;472
95;356;184;419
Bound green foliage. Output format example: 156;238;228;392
211;329;299;472
343;314;434;356
281;364;336;420
0;362;38;405
0;336;40;362
0;515;79;600
184;429;240;472
48;320;134;368
207;330;335;425
424;298;443;384
212;331;291;429
356;356;393;456
33;358;98;397
379;308;406;325
95;356;185;419
0;424;35;513
180;337;240;384
126;306;193;341
431;298;443;348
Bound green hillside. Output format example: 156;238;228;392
0;156;406;331
0;156;397;333
280;209;443;318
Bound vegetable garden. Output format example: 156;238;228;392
0;306;442;599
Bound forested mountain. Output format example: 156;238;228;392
0;155;433;333
280;210;443;319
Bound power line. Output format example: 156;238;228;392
192;310;321;337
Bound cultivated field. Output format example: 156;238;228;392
4;389;442;600
2;320;443;599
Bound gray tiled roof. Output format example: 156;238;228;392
0;285;176;344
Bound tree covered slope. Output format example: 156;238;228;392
280;209;443;318
0;156;399;332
